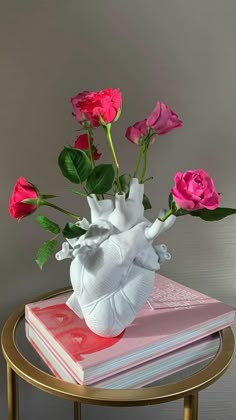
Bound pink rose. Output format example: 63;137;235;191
74;133;101;160
125;119;150;145
171;169;220;211
147;101;183;135
9;176;38;220
71;88;122;127
71;91;99;127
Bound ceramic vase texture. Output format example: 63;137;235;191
56;178;176;337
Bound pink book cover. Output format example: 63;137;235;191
25;322;220;389
25;274;235;384
28;335;64;380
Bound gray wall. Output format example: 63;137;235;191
1;1;236;419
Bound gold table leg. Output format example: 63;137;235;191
183;393;198;420
7;364;19;420
74;401;81;420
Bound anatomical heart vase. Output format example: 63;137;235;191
56;178;175;337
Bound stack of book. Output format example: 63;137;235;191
25;274;236;389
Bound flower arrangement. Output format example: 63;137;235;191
9;87;236;269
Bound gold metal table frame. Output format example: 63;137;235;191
1;287;235;420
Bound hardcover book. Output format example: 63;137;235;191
25;274;235;384
26;322;220;389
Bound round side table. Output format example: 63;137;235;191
1;287;235;420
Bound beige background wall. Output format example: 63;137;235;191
1;1;236;419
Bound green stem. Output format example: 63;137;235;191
143;176;154;183
86;128;102;200
104;124;122;193
133;146;144;178
81;181;90;196
160;208;174;222
87;127;95;169
43;202;80;221
104;192;115;197
139;146;148;183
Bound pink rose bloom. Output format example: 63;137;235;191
74;133;101;160
71;88;122;127
9;176;38;220
125;119;151;145
71;91;97;126
171;169;220;211
147;101;183;135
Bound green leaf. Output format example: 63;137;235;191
86;164;115;194
189;207;236;221
168;193;178;213
143;193;152;210
168;193;173;209
28;181;40;195
36;215;60;234
113;173;131;196
62;222;86;239
71;189;88;197
35;239;57;269
119;173;131;196
22;198;39;205
175;208;190;217
58;147;92;184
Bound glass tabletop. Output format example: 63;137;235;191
15;315;221;390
